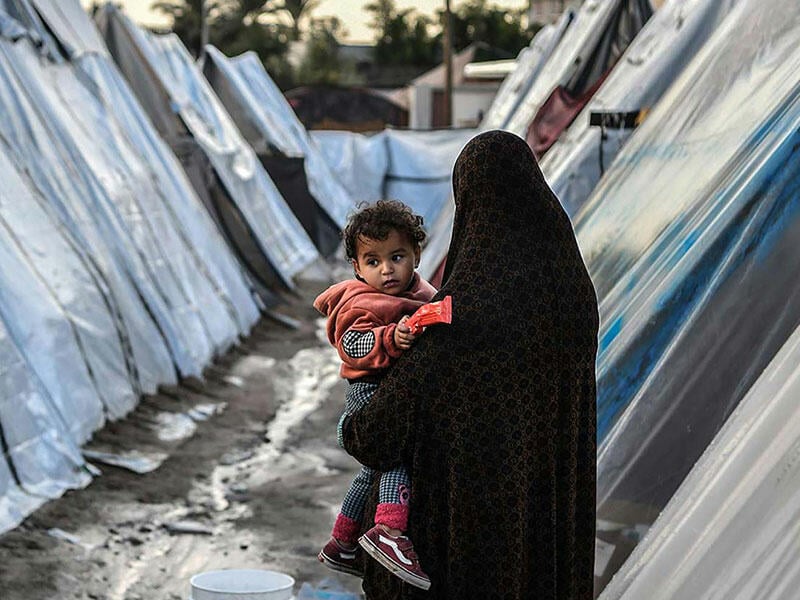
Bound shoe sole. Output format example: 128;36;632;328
318;550;364;578
358;535;432;590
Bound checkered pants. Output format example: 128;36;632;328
338;381;411;522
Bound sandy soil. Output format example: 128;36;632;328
0;280;366;600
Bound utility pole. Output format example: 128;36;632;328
443;0;453;127
199;0;209;64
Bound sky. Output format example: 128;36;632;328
102;0;530;43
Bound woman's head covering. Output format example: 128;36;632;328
342;130;599;600
443;129;575;286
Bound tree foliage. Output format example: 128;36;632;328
445;0;533;54
150;0;535;88
296;17;347;85
365;0;532;69
365;0;436;67
280;0;320;40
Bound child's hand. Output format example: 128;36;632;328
394;315;416;350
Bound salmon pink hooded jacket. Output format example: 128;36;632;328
314;274;436;380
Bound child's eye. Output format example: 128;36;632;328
367;259;378;267
392;254;404;262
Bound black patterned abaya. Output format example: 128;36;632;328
342;130;599;599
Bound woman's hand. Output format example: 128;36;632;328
394;315;417;350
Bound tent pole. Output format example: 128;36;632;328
443;0;453;127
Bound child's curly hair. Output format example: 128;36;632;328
343;200;426;261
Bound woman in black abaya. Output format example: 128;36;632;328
342;130;598;599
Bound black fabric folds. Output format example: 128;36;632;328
343;130;599;599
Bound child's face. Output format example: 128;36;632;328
353;229;420;296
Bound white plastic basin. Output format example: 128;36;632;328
190;569;295;600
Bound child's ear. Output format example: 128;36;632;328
352;259;362;277
414;246;421;268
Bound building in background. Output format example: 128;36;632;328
408;43;512;129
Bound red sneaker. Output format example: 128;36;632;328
358;525;431;590
318;537;363;577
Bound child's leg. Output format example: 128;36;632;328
338;381;379;448
375;466;411;535
332;465;375;546
359;466;430;590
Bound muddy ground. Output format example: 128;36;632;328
0;279;367;599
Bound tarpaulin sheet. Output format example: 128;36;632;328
0;147;123;441
505;0;651;138
600;321;800;600
0;0;259;535
0;318;90;534
205;47;355;228
77;53;260;334
541;0;738;217
311;130;388;204
149;33;320;288
570;0;800;589
480;10;574;132
1;39;214;378
27;0;107;56
98;6;319;290
311;128;471;234
0;38;178;402
383;128;473;230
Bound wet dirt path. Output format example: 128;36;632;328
0;282;365;599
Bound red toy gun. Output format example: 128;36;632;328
405;296;452;335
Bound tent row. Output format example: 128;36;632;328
0;0;358;534
577;0;800;594
457;0;800;597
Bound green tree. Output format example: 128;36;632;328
279;0;320;40
442;0;534;55
295;16;347;85
151;0;220;56
365;0;436;67
151;0;293;86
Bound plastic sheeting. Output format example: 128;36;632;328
203;48;344;256
311;130;388;204
383;129;473;230
505;0;650;139
204;47;355;228
541;0;738;217
5;0;259;376
77;53;260;335
311;129;472;232
600;321;800;599
97;5;320;291
2;39;220;378
0;0;261;535
0;38;177;399
480;10;574;132
570;0;800;591
27;0;107;56
0;146;130;439
0;319;90;533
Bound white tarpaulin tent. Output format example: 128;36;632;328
311;130;389;204
203;46;355;229
0;315;90;534
600;320;800;599
97;5;321;294
311;128;473;235
0;0;262;534
541;0;738;217
480;9;574;132
504;0;652;142
570;0;800;592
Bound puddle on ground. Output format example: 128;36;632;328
191;345;340;513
